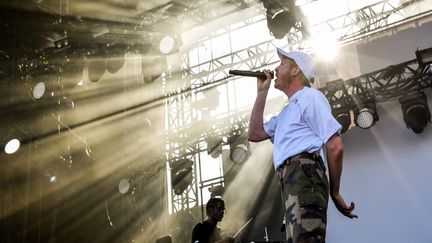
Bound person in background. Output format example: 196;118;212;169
191;197;234;243
248;47;358;242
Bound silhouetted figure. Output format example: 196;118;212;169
191;198;234;243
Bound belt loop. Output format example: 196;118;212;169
317;155;326;172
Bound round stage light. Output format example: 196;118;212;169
230;144;249;164
159;35;175;54
118;179;130;194
355;108;375;129
32;82;46;99
5;138;20;154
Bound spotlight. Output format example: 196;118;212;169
263;0;298;39
209;185;225;198
32;82;46;99
49;175;57;183
266;9;294;39
118;179;130;194
354;102;379;129
53;36;70;52
206;136;223;158
416;47;432;66
325;79;345;96
4;138;20;154
170;158;194;195
105;45;125;73
158;34;182;55
399;92;431;134
88;59;106;82
2;124;28;155
26;70;58;100
332;107;351;134
229;134;250;164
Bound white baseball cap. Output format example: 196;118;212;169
276;47;315;82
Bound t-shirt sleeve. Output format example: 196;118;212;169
263;116;277;143
301;91;342;144
191;223;204;243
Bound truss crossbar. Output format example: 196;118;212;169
320;60;432;108
168;0;431;93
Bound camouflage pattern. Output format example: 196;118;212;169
279;156;329;243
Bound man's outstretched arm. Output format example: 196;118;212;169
326;133;358;219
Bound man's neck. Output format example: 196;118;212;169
206;218;217;225
286;83;305;99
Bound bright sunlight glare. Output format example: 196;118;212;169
311;32;339;60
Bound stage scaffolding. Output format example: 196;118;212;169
163;0;432;213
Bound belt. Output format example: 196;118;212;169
288;152;320;162
278;152;320;171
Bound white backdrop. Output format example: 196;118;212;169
325;17;432;243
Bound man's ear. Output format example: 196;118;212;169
291;66;301;76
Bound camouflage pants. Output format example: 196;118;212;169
279;156;329;243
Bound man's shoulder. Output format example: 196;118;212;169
194;221;214;230
302;86;324;97
297;87;327;106
194;222;205;228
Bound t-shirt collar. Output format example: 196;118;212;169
289;87;307;103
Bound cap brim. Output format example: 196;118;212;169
276;47;289;59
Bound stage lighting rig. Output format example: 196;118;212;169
53;35;70;52
209;185;225;198
170;158;194;195
322;79;353;133
352;94;379;129
262;0;308;40
416;47;432;66
228;134;250;164
332;105;351;134
158;34;182;55
399;92;431;134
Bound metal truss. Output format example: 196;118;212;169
164;81;251;212
176;0;431;91
136;0;262;33
320;60;432;109
314;0;431;45
163;83;200;212
163;0;432;213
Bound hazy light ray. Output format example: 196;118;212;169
221;140;274;236
1;98;167;218
369;111;431;231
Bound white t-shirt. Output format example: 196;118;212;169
264;87;342;169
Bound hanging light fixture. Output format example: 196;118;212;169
415;47;432;66
353;102;379;129
170;158;194;195
263;0;296;39
158;34;182;55
399;92;431;133
332;106;351;134
229;134;250;164
326;80;352;133
352;93;379;129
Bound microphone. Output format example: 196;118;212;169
229;70;274;79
